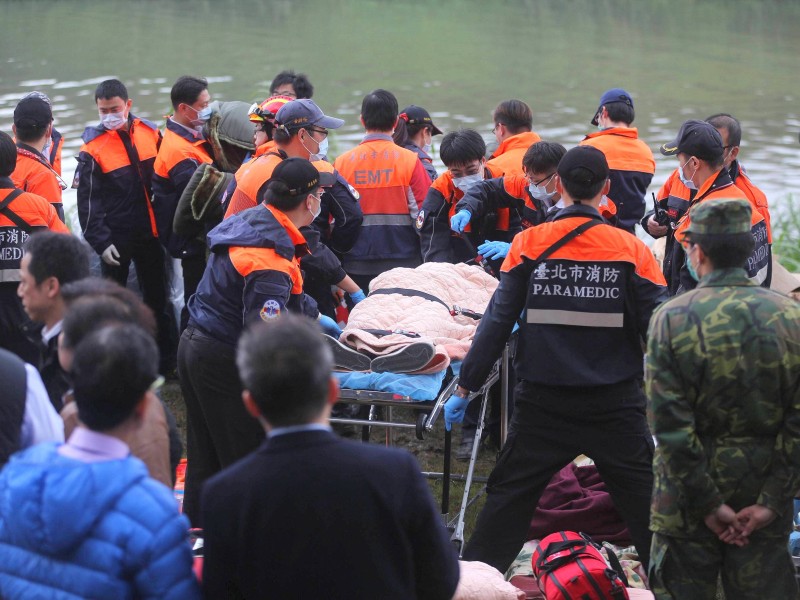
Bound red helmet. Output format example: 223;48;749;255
248;95;293;124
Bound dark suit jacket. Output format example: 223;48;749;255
201;429;459;600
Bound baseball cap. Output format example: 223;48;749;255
680;198;752;241
590;88;633;126
399;105;443;135
14;92;53;128
660;120;724;162
275;99;344;131
557;146;609;186
270;157;335;196
249;95;293;124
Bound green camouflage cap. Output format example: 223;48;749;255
681;198;752;239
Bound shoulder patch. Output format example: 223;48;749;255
259;299;282;321
415;209;425;230
346;182;360;200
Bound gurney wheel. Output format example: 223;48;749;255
415;412;427;440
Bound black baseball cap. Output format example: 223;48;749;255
14;92;53;129
590;88;633;126
270;158;334;196
660;120;724;162
557;146;609;186
399;105;443;135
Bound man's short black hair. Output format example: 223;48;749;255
236;315;332;428
523;141;567;174
72;324;158;431
170;75;208;110
95;79;129;103
439;129;486;167
693;233;754;270
604;102;635;126
0;131;17;177
705;113;742;148
270;70;314;99
561;177;606;202
361;89;398;132
493;99;533;134
23;231;90;286
61;296;139;352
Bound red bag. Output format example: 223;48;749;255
532;531;629;600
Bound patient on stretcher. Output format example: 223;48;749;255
326;262;498;374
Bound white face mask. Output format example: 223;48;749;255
527;173;557;203
452;173;483;193
310;137;328;162
422;142;432;155
100;111;127;131
678;158;698;190
308;192;323;220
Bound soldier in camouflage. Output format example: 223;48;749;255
645;198;800;599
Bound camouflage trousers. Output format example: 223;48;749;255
649;532;798;599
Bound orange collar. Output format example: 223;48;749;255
254;140;277;158
494;131;539;157
263;203;308;248
583;126;638;141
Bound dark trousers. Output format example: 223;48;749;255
101;236;176;371
177;326;265;525
462;379;654;573
0;285;39;364
179;254;206;332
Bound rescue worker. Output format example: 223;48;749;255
334;89;431;291
225;99;364;317
269;70;314;99
579;88;655;234
393;105;442;181
449;141;566;264
247;94;293;159
11;93;66;221
75;79;175;372
177;158;339;525
659;120;770;294
0;130;69;365
485;99;541;176
646;199;800;599
152;75;214;331
445;146;668;573
418;128;515;265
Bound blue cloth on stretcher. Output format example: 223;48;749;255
335;362;461;402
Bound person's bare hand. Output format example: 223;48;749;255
704;504;748;546
646;216;668;238
735;504;777;537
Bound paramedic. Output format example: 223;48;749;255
446;146;668;573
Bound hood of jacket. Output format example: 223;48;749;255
0;443;148;555
207;204;307;261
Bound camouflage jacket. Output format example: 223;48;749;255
646;268;800;538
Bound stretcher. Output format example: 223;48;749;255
330;344;511;556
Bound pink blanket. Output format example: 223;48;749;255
341;263;498;374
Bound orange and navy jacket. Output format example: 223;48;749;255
418;164;514;263
0;178;69;284
187;203;318;343
334;134;431;273
486;131;541;176
11;143;63;221
152;118;213;258
579;127;655;233
667;168;770;295
730;160;772;243
75;115;161;255
224;151;285;219
459;203;668;391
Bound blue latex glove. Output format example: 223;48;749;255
318;314;343;338
450;209;472;233
477;240;510;260
349;289;366;304
444;393;470;431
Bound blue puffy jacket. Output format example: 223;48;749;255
0;443;200;600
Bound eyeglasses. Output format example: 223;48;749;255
530;173;556;187
492;123;504;134
308;127;328;138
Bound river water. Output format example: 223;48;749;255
1;0;799;235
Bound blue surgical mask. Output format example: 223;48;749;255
452;173;483;193
310;137;329;162
423;142;432;156
684;244;700;281
188;105;212;128
678;159;698;191
100;111;127;131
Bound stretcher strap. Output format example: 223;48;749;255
369;287;451;312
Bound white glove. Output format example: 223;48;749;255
101;244;121;266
